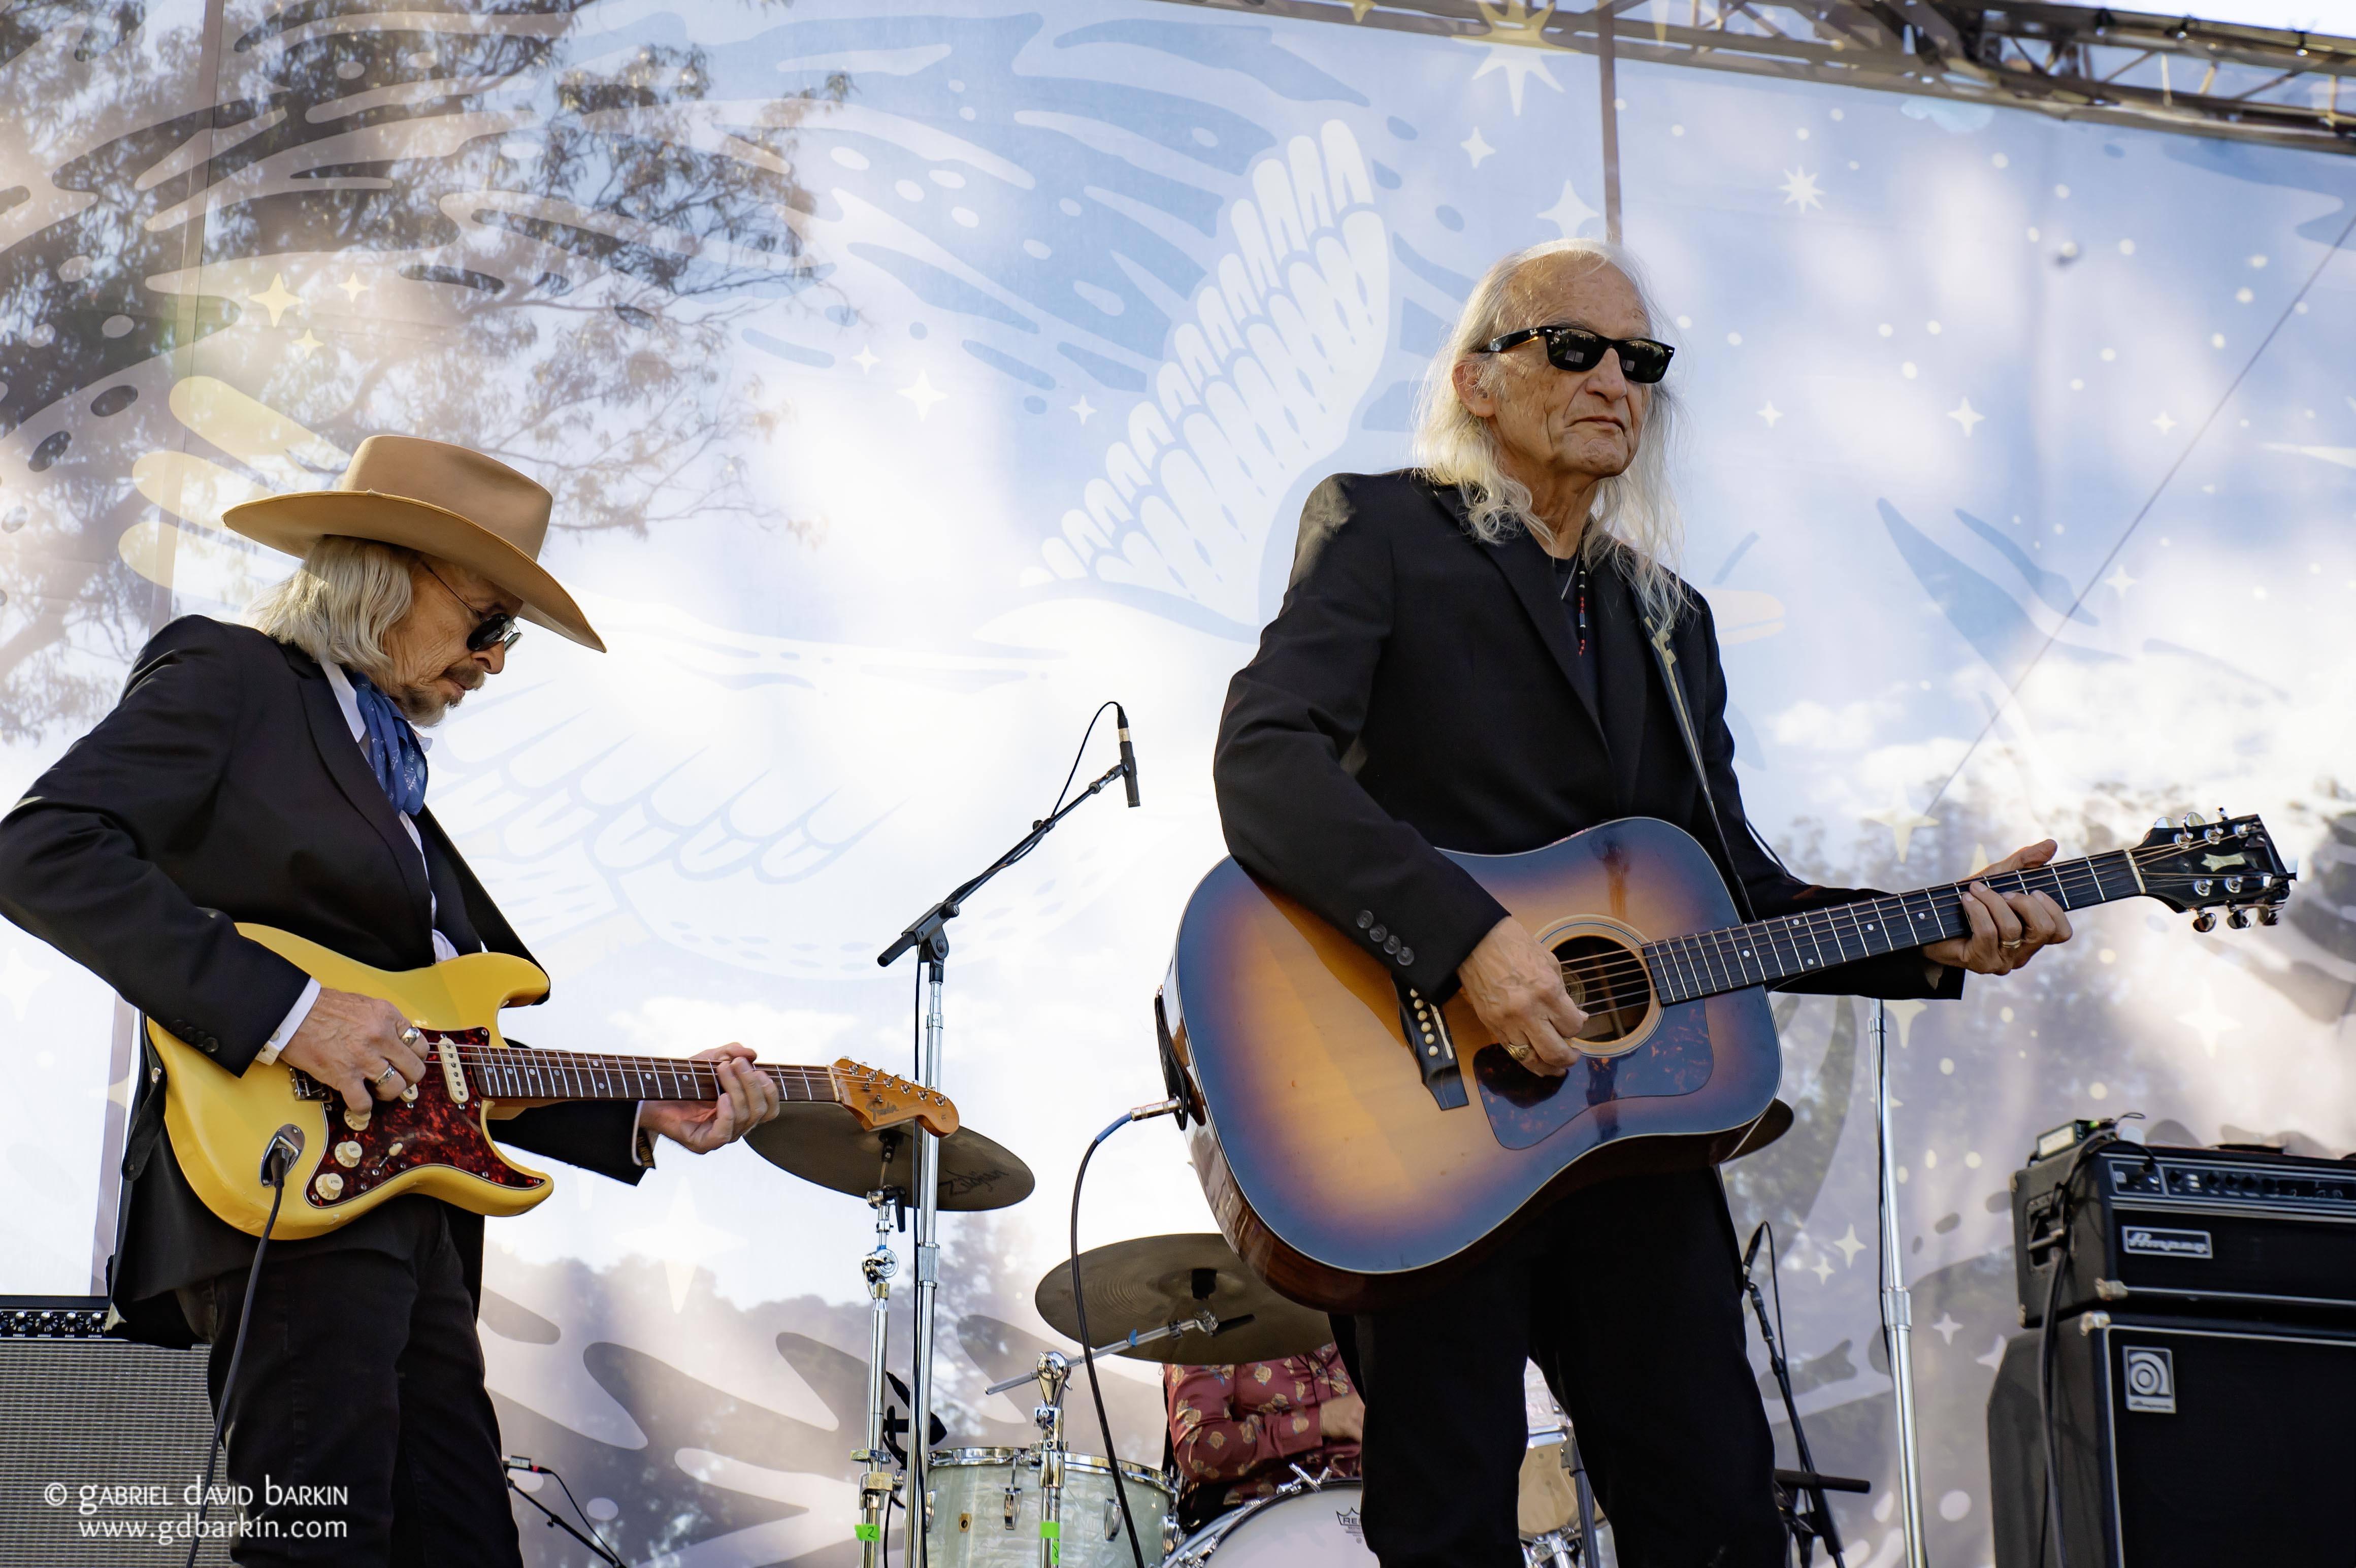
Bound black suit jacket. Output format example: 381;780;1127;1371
0;615;645;1342
1214;470;1964;1005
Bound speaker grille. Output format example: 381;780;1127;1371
0;1335;233;1566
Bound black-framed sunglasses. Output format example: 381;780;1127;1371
1479;323;1675;384
422;565;524;654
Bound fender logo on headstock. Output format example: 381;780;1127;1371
2200;853;2247;871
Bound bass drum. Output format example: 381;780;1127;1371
1167;1481;1377;1566
924;1447;1177;1567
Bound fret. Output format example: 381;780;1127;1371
1695;930;1733;994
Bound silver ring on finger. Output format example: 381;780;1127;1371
400;1026;421;1046
373;1065;402;1090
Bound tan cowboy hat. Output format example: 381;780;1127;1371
221;435;605;652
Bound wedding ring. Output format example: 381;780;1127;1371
1506;1041;1534;1063
2000;938;2024;951
373;1066;402;1090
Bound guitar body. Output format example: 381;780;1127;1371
1164;819;1782;1313
150;925;559;1240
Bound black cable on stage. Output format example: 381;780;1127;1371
185;1134;295;1568
1071;1107;1169;1568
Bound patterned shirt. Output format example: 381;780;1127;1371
1163;1345;1361;1510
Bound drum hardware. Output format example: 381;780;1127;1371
986;1306;1252;1398
1163;1477;1376;1566
920;1447;1176;1567
877;705;1139;1568
1740;1220;1850;1567
1034;1352;1071;1568
856;1170;908;1568
1034;1235;1331;1366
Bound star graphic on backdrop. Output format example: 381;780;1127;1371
1976;1336;2009;1369
1456;1;1568;115
1461;126;1495;168
2103;564;2138;598
289;329;324;358
1069;396;1096;424
1948;397;1985;436
337;272;369;303
898;372;945;420
1833;1224;1866;1266
1966;843;1990;876
2174;986;2241;1058
1886;997;1928;1050
2151;410;2177;435
616;1181;746;1312
0;949;51;1019
1864;790;1938;862
850;344;879;374
1932;1313;1962;1345
1778;167;1823;212
1757;402;1783;427
247;273;301;326
1348;0;1376;16
1809;1254;1835;1284
1536;181;1598;239
2261;440;2356;469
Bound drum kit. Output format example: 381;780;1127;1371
747;1116;1612;1567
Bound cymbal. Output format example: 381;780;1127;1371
1035;1232;1332;1365
745;1102;1033;1212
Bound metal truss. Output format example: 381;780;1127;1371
1152;0;2356;156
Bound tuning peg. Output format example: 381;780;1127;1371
2194;878;2213;897
2228;907;2253;930
2259;904;2282;927
2191;911;2217;933
2183;812;2205;827
2151;816;2172;831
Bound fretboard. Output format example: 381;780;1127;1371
1635;851;2144;1006
450;1047;843;1104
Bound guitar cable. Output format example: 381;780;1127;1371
1071;1098;1185;1568
185;1126;300;1568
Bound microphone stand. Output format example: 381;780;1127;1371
876;755;1134;1568
1742;1228;1844;1567
1873;999;1930;1568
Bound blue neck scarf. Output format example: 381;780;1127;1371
347;670;429;817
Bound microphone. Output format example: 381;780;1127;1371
1742;1222;1767;1275
1116;704;1140;808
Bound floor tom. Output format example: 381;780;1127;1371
923;1447;1175;1567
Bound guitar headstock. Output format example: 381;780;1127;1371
830;1059;960;1137
2132;810;2295;931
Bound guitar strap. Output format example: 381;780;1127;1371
1644;613;1759;925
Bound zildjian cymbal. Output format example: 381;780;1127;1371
1034;1233;1333;1365
746;1102;1034;1212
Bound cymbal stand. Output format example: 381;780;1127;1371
876;752;1132;1568
1032;1352;1070;1568
855;1168;906;1568
1872;999;1929;1568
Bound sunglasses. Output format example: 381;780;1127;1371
1479;324;1675;384
422;565;524;654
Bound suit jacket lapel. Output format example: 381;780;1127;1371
1590;554;1653;812
286;647;436;932
1429;484;1610;747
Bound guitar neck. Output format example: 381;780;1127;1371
1642;851;2147;1005
452;1047;844;1104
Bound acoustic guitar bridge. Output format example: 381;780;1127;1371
1398;985;1468;1110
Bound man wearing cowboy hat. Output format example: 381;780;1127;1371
0;437;781;1564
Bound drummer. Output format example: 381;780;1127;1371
1164;1343;1364;1533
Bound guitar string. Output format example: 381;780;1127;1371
1537;837;2257;1004
1546;854;2122;999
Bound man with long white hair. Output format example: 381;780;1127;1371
1214;239;2072;1564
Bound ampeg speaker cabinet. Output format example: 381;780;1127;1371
2012;1141;2356;1325
1987;1313;2356;1567
0;1302;233;1567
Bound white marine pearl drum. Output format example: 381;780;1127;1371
923;1447;1177;1567
1165;1480;1379;1566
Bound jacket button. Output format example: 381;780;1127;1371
1356;911;1373;930
1369;925;1387;943
1397;948;1415;965
1383;935;1400;955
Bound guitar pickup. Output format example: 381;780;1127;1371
1398;985;1467;1110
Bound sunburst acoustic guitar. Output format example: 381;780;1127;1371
149;924;956;1239
1158;811;2293;1312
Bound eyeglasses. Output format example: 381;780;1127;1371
421;564;523;654
1478;324;1675;384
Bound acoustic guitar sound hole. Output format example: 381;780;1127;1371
1554;934;1653;1043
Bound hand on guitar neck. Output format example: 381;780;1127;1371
280;990;784;1149
1456;836;2077;1078
1916;838;2075;975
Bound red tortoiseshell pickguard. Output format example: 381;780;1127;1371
294;1028;546;1211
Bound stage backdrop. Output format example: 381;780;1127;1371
4;1;2352;1561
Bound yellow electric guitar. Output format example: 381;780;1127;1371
149;924;958;1239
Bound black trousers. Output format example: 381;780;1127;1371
1335;1169;1784;1568
188;1207;522;1567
